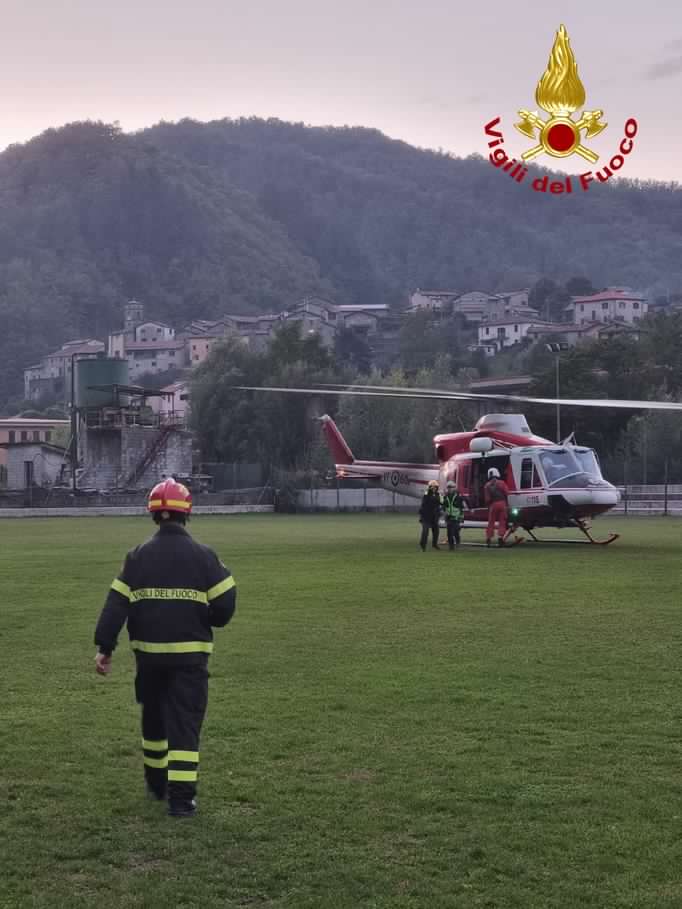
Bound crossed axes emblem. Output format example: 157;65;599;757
515;109;607;163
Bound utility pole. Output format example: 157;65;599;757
554;354;560;442
546;342;569;443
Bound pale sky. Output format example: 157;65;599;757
2;0;681;181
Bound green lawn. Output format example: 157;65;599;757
0;515;680;909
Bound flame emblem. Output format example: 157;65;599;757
515;25;607;162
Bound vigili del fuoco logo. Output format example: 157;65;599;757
483;24;638;194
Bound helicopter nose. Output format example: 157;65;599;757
563;488;620;507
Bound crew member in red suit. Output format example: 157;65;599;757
484;467;510;547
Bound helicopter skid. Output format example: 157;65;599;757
519;525;620;546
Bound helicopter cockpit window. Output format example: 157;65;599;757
539;451;575;485
539;449;607;488
573;449;603;480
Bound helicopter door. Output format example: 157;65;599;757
469;457;510;508
457;462;470;499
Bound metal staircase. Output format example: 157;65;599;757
123;426;173;489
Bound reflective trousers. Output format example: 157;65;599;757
486;501;508;541
135;659;209;801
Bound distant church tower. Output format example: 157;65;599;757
124;300;144;331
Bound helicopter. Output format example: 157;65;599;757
320;410;621;545
238;381;682;545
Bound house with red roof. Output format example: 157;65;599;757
565;288;647;325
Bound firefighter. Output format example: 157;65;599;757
442;480;467;549
419;479;442;550
484;467;510;547
93;477;236;818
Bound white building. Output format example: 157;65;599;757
149;381;189;422
478;318;555;351
5;441;68;490
565;289;647;325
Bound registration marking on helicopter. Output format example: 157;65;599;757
384;470;410;487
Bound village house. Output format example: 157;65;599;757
453;291;496;323
477;318;556;352
0;417;70;486
526;319;646;348
24;339;105;402
565;288;647;325
107;300;181;378
3;441;68;491
185;334;223;366
484;295;536;323
125;339;186;379
407;290;460;314
149;380;190;423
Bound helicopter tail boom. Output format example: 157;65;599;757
319;414;354;465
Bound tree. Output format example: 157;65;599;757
565;276;596;297
334;328;372;374
528;278;559;321
190;325;343;470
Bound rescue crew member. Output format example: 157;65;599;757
419;480;442;550
93;477;236;818
442;480;467;550
484;467;510;547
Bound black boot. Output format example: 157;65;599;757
168;798;197;818
146;782;167;801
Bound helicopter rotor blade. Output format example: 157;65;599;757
235;385;471;401
235;384;682;412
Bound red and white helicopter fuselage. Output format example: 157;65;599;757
321;412;620;540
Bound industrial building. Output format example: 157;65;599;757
72;357;192;492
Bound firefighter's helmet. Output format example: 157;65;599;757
428;480;439;489
147;477;192;515
446;480;455;488
487;467;500;480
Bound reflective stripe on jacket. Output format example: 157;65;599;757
95;522;236;660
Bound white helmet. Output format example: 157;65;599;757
446;480;455;488
488;467;500;479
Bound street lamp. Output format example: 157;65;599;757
545;342;570;443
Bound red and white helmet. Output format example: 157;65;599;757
147;477;192;515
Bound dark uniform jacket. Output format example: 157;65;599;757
94;522;236;663
419;490;441;523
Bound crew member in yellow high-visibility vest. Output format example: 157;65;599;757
93;477;236;818
442;480;468;549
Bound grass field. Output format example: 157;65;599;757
0;514;680;909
